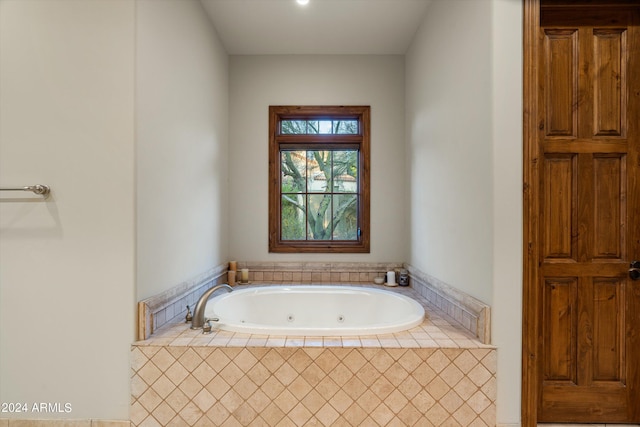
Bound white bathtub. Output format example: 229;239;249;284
204;285;425;336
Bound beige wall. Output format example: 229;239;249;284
406;0;494;304
0;0;228;419
0;0;135;419
490;0;523;425
1;0;525;423
135;0;229;301
228;55;407;262
405;0;523;424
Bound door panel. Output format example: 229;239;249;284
592;278;623;382
544;29;578;137
542;278;578;383
534;3;640;423
593;155;625;259
593;29;626;137
543;155;577;259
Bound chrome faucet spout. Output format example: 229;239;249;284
191;283;233;329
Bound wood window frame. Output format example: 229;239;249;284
268;105;370;253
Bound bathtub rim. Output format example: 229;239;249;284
203;284;426;337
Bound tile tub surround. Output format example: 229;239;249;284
227;262;490;344
406;264;491;344
235;261;405;285
137;262;405;341
138;264;228;340
131;287;496;426
137;261;491;343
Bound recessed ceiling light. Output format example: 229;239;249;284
296;0;309;5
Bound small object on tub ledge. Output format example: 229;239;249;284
385;271;397;287
398;269;409;286
228;270;237;286
373;277;384;285
240;268;249;284
229;260;237;271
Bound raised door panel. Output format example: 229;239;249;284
543;278;578;383
592;278;624;383
592;155;626;260
544;29;578;138
593;29;627;138
543;155;577;260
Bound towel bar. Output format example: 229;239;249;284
0;185;50;196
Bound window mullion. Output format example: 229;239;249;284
330;151;334;241
304;149;311;241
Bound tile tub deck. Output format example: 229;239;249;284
131;285;496;426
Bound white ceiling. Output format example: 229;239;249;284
200;0;432;55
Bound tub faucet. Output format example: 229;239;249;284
191;283;233;329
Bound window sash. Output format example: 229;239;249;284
279;148;360;242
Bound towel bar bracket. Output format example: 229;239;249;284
0;185;50;196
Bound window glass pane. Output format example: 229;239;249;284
281;119;358;135
333;120;358;134
306;121;319;134
332;150;357;193
281;120;307;134
306;150;331;193
307;194;332;240
318;120;333;134
281;151;306;193
281;195;306;240
333;194;358;240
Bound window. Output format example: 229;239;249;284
269;106;370;253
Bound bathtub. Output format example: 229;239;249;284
203;285;425;336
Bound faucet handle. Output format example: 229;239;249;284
202;317;219;334
185;305;193;323
202;318;215;334
202;320;211;334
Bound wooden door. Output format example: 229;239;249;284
523;1;640;424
